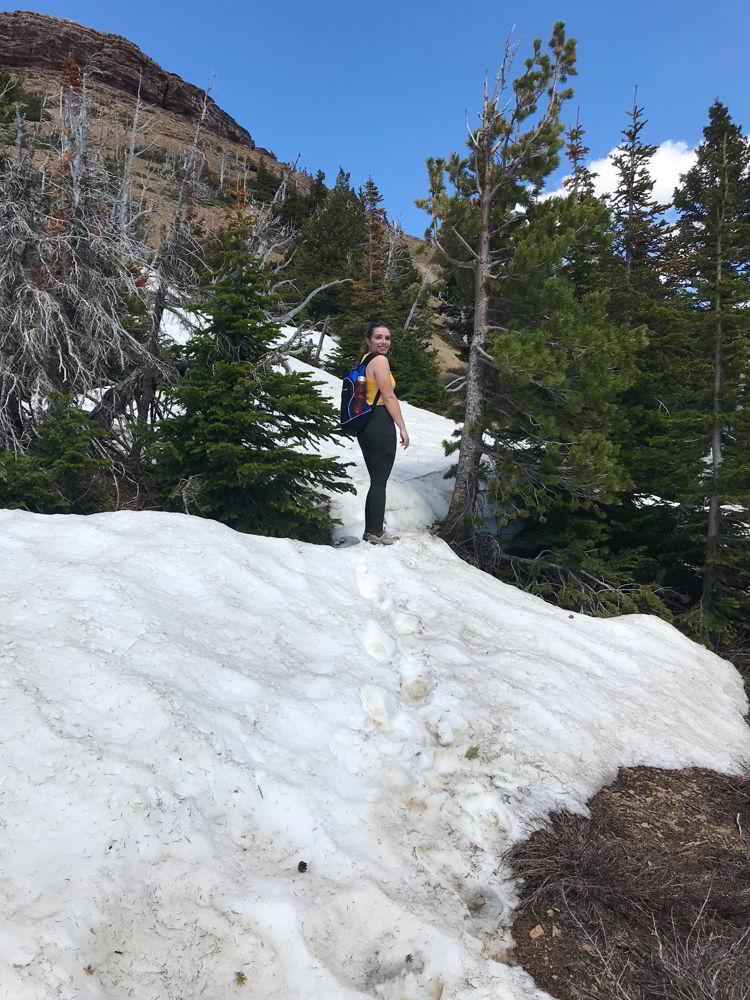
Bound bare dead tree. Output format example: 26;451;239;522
219;149;227;197
0;66;156;452
404;268;434;331
115;71;153;239
384;220;413;286
126;89;212;449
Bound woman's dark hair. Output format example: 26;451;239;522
360;321;391;355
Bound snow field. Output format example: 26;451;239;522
1;350;749;999
1;505;748;1000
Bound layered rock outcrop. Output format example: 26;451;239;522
0;9;257;148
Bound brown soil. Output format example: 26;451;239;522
507;766;750;999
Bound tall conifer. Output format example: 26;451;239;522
671;101;750;638
418;24;577;530
149;227;354;541
291;168;365;325
601;95;686;586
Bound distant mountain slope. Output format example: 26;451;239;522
0;9;302;237
0;9;257;148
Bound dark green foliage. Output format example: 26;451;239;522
387;322;447;413
496;505;670;618
606;96;680;499
667;101;750;641
385;239;452;389
0;71;21;125
0;397;112;514
563;111;597;202
483;195;640;523
148;228;355;541
251;161;282;202
0;72;42;124
434;178;649;612
355;177;388;316
292;167;366;325
327;176;448;412
391;327;447;412
560;115;609;296
275;169;328;230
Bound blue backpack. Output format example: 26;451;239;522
340;353;381;434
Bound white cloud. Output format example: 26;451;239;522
543;139;697;205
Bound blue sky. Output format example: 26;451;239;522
5;1;750;234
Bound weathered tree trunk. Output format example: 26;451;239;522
13;105;25;164
404;269;431;331
701;134;728;609
702;274;724;608
702;310;724;607
117;75;142;236
445;136;492;530
219;151;226;196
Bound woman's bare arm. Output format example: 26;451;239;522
369;355;409;448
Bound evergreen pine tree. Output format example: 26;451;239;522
475;194;646;613
328;180;448;412
357;176;389;314
289;167;365;326
252;161;282;202
563;110;597;201
609;93;671;326
274;169;328;231
0;397;112;514
149;227;354;541
670;101;750;640
597;95;690;602
387;318;448;413
417;24;577;530
560;112;607;298
384;234;448;412
329;176;390;373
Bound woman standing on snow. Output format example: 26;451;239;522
357;322;409;545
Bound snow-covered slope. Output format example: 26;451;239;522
288;355;456;541
1;366;749;1000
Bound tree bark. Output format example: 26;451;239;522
701;134;728;609
445;166;491;529
702;311;723;607
702;276;724;608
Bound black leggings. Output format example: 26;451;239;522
357;405;397;535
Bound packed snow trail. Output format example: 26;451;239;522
1;508;749;1000
1;350;749;999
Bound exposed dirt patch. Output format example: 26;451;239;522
507;766;750;999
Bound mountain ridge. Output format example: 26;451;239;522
0;9;264;150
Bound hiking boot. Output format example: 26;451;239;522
363;531;399;545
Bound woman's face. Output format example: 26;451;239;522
368;326;391;355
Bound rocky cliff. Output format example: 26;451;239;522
0;9;258;149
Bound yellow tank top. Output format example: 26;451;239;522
362;354;396;405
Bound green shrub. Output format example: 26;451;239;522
0;397;113;514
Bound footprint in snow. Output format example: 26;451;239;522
355;567;382;603
360;684;394;732
398;658;435;702
361;619;396;663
